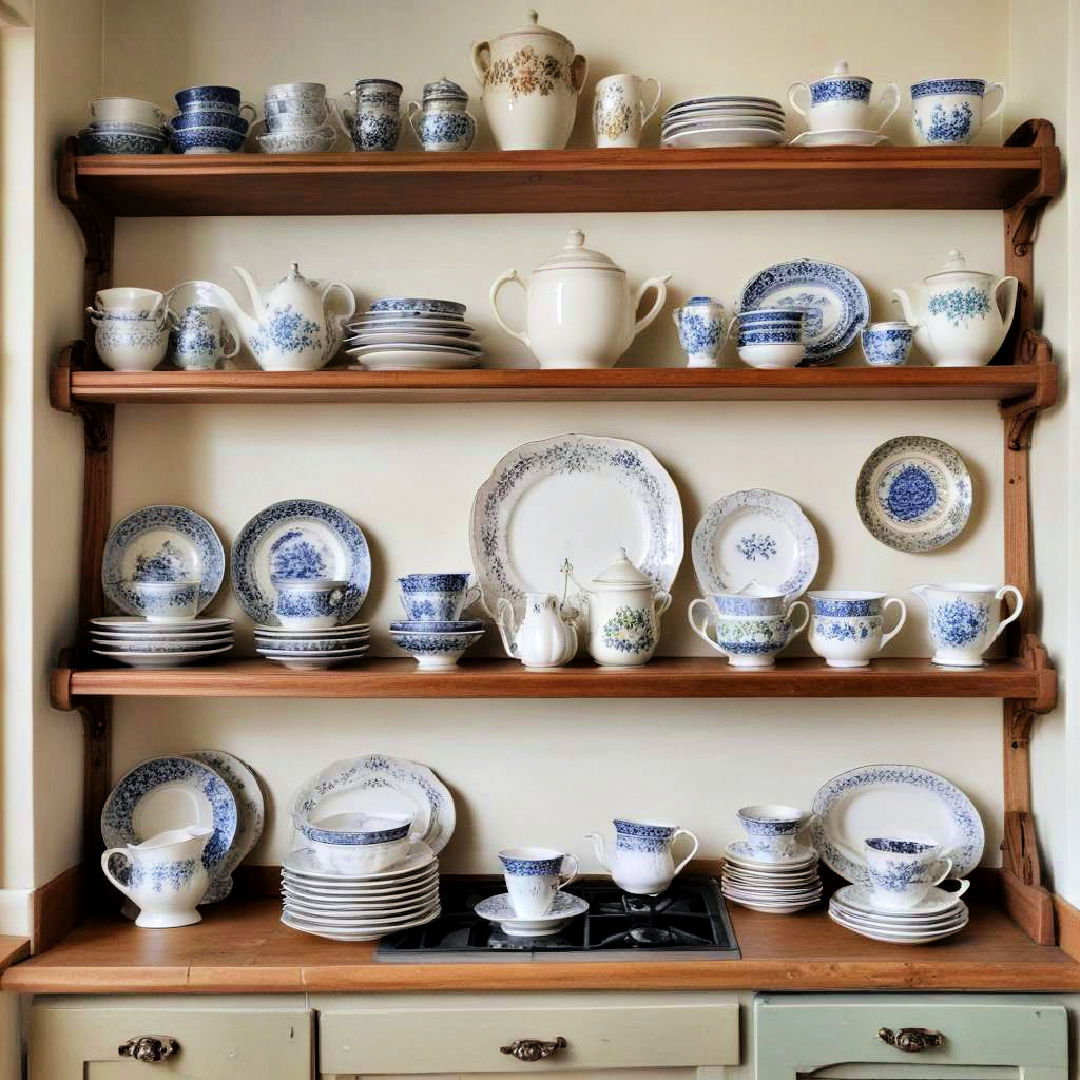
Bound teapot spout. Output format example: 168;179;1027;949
232;265;266;325
890;286;921;329
585;831;609;870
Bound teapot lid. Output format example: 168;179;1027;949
535;229;624;273
591;548;653;588
493;9;572;45
423;77;468;102
277;261;316;286
925;248;992;282
811;59;870;84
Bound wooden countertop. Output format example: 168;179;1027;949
4;898;1078;994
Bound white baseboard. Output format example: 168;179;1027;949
0;891;31;938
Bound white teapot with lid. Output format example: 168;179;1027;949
490;229;670;369
892;249;1018;367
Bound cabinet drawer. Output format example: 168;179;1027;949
319;992;739;1074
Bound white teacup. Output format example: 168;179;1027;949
593;73;662;148
911;78;1006;146
864;835;968;911
807;591;906;668
273;578;347;629
126;578;201;622
737;804;810;862
498;846;579;919
89;96;166;128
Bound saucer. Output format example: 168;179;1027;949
474;891;588;937
725;840;817;867
832;882;968;917
789;129;891;148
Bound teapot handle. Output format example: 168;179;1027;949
988;585;1024;646
875;82;901;132
787;82;811;120
994;275;1020;332
633;274;672;336
490;270;532;350
471;40;491;85
570;54;588;94
495;597;518;657
321;280;356;322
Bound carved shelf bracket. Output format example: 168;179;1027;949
1001;331;1058;450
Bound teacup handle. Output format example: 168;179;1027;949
557;854;580;891
785;600;810;639
983;81;1007;124
787;82;811;120
930;857;954;888
238;102;258;123
329;587;347;615
688;598;725;655
874;82;901;131
654;590;673;619
639;76;663;125
495;596;518;656
463;581;483;613
406;100;423;142
988;585;1024;646
671;828;700;877
940;877;971;900
879;596;908;649
100;848;133;898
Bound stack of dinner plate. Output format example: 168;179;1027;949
253;622;370;670
345;298;484;371
281;841;441;942
720;840;823;913
89;616;234;669
829;883;969;944
661;96;786;148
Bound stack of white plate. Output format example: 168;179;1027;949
720;840;823;913
281;841;441;942
345;298;484;371
829;883;969;944
253;622;370;671
661;96;786;148
90;616;234;669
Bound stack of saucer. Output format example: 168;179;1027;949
661;96;786;148
829;883;969;944
90;616;234;669
254;622;370;670
345;299;484;371
281;841;440;942
721;840;823;913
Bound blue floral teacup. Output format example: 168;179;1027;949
911;78;1006;146
861;322;913;366
398;572;480;621
737;804;810;862
273;577;347;629
864;836;967;910
171;305;240;370
672;296;728;368
126;578;201;623
807;591;906;668
688;598;809;669
498;846;579;919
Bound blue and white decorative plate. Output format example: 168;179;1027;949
810;764;984;885
692;489;819;604
855;435;972;553
474;890;589;924
738;258;870;364
101;755;238;904
102;505;225;616
470;434;683;621
231;499;371;626
291;754;454;855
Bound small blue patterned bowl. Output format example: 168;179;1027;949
299;811;411;846
78;128;168;155
861;321;913;366
735;308;807;326
175;84;241;111
390;628;485;670
171;126;246;154
170;110;250;134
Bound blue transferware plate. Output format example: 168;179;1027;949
102;505;225;616
738;258;869;364
855;435;972;553
231;499;371;626
101;755;238;904
388;620;485;632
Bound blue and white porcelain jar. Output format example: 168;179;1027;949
807;590;906;668
910;78;1006;145
407;78;476;152
342;79;403;152
861;321;913;366
671;296;727;368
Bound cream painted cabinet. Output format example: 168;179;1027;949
30;995;313;1079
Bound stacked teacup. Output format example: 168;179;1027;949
688;591;809;669
389;573;485;670
258;82;337;154
829;836;970;943
731;309;807;369
254;579;370;670
88;287;171;372
169;85;254;154
79;97;169;155
721;805;823;913
474;847;586;938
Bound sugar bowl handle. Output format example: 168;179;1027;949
118;1035;180;1063
501;1037;568;1062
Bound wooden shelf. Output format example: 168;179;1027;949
67;143;1060;216
5;893;1077;994
51;656;1051;707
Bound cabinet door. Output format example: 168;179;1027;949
30;996;313;1080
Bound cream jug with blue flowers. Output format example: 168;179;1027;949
892;249;1017;367
911;582;1023;668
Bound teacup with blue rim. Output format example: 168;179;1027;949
737;804;810;862
300;811;412;875
126;578;201;623
861;322;913;366
273;578;347;629
807;590;907;668
864;835;968;910
688;594;809;669
498;846;579;919
398;572;480;621
910;78;1006;146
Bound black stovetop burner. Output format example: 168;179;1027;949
376;876;740;962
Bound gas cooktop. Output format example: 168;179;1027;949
377;876;740;962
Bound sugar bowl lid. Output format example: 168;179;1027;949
535;229;624;274
811;59;871;85
423;77;468;102
591;548;654;589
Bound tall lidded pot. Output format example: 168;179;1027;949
472;9;587;150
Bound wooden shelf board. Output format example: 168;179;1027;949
62;365;1053;406
70;146;1057;216
4;896;1076;994
58;656;1042;702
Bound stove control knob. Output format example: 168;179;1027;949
500;1037;568;1062
877;1028;945;1053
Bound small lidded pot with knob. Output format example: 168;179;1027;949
408;78;477;151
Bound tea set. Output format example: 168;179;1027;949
389;573;486;670
169;85;254;154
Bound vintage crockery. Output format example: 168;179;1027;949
170;124;247;154
491;229;669;368
101;827;212;928
688;599;808;669
707;591;787;618
390;627;485;670
257;126;337;154
807;591;906;668
892;249;1018;367
171;109;251;134
95;287;166;319
398;573;480;621
789;129;890;148
300;811;411;845
472;9;587;150
170;304;240;370
587;819;699;895
474;890;588;937
265;81;330;130
788;60;900;133
213;262;355;371
593;73;662;148
911;78;1006;145
175;85;256;118
833;881;971;919
861;321;912;366
89;96;166;127
855;435;972;553
578;549;672;668
863;836;954;911
737;805;811;862
672;296;727;367
734;311;806;368
91;643;232;669
308;829;411;875
272;577;347;629
258;646;369;672
407;78;476;151
810;764;984;885
339;79;402;151
498;846;579;918
125;578;201;622
496;593;578;669
78;128;168;155
911;582;1023;668
660;96;785;148
94;316;169;371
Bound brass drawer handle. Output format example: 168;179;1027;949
877;1027;945;1053
500;1036;568;1062
118;1036;179;1063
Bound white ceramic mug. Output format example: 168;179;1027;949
911;582;1023;667
593;74;662;148
807;591;906;668
911;78;1006;145
864;835;969;911
498;847;579;919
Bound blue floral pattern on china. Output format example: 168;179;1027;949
930;597;988;646
370;298;466;316
389;619;484;632
170;110;250;133
171;126;246;153
674;305;724;357
301;817;410;846
735;533;777;561
926;286;992;327
476;891;585;921
711;594;784;616
253;635;368;653
914;101;974;144
738;329;801;345
862;325;912;365
416;111;476;150
400;573;471;591
716;617;791;654
600;605;655;655
813;616;880;641
351;113;401;151
132;582;201;617
231;500;370;625
102;505;225;616
131;858;200;892
96;321;167;351
910;79;985;99
78;129;167;155
739;259;869;364
811;597;880;618
614;820;675;853
249;305;323;356
882;463;942;523
275;587;341;620
499;853;564;875
391;630;483;653
810;76;871;104
176;85;241;108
